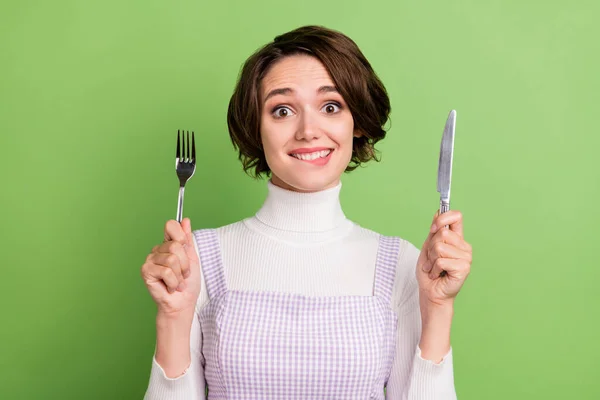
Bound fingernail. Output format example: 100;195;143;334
177;282;186;292
430;223;437;233
184;269;191;278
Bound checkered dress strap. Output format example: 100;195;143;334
373;235;402;304
193;228;228;300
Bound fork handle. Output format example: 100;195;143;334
176;186;185;223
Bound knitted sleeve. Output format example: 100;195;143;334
142;238;208;400
385;240;457;400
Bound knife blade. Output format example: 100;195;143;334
437;109;456;223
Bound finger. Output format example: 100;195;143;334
145;262;181;293
164;219;187;245
427;241;472;268
150;252;186;290
429;258;470;280
430;227;472;254
156;241;190;278
428;257;448;280
432;210;464;239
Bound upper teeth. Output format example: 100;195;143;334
291;150;331;161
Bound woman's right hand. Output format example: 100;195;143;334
140;218;201;317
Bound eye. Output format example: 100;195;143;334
322;102;342;114
271;106;294;119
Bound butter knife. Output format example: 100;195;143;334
435;110;456;277
437;110;456;229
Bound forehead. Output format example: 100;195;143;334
261;55;334;94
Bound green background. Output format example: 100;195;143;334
1;0;598;398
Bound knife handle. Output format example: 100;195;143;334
439;200;450;220
438;200;450;277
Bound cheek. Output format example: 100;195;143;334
342;132;357;165
260;124;289;163
261;137;278;165
332;121;355;152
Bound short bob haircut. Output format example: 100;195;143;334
227;25;391;178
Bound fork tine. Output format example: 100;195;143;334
186;130;191;161
191;131;196;162
176;129;181;159
182;130;186;161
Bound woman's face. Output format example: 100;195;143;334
259;54;361;193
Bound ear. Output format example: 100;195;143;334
353;129;364;138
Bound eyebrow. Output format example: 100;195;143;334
263;85;339;104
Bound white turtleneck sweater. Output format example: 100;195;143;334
144;180;457;399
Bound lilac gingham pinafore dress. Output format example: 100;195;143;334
193;229;401;399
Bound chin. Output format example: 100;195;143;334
271;172;340;193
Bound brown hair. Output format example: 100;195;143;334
227;25;391;178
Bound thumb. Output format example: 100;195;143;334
181;217;192;236
422;209;439;246
180;218;196;259
430;209;440;231
417;210;439;273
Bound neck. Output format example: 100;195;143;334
244;179;353;244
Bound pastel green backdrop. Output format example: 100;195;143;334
1;0;598;399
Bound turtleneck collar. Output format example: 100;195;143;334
243;179;354;244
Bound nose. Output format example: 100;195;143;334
295;108;321;141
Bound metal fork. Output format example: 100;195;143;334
175;129;196;223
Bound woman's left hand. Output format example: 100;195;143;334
416;209;472;309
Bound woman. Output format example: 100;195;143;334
141;25;472;399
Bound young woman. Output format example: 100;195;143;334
141;25;472;399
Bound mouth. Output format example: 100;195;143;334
288;149;333;161
288;148;334;166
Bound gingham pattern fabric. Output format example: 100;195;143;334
193;228;401;399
